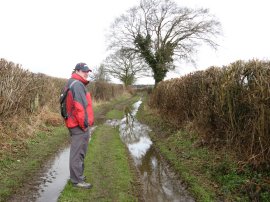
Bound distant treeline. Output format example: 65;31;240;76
150;59;270;168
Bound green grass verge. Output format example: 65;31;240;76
0;126;68;201
58;124;138;202
154;130;216;201
106;109;124;119
136;96;270;202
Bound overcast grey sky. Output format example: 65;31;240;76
1;0;269;84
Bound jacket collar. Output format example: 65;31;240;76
71;73;89;85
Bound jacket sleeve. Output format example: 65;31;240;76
86;92;94;126
72;83;89;131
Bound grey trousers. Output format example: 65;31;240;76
68;126;90;184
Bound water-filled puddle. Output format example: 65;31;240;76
7;146;70;202
36;147;70;202
8;127;96;202
106;100;195;202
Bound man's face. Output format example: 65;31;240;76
77;70;90;80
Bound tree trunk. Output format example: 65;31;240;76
152;64;168;86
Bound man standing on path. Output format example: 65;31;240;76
61;62;94;189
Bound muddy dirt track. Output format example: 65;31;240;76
6;96;194;202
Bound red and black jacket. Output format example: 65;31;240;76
64;73;94;131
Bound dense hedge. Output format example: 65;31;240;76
0;58;124;118
150;59;270;168
0;58;125;157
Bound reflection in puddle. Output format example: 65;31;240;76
34;127;96;202
128;136;152;160
36;147;70;202
106;100;194;202
4;127;98;202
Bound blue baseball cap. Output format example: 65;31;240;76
74;63;92;72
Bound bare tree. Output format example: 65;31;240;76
104;49;149;87
108;0;222;85
90;64;111;82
